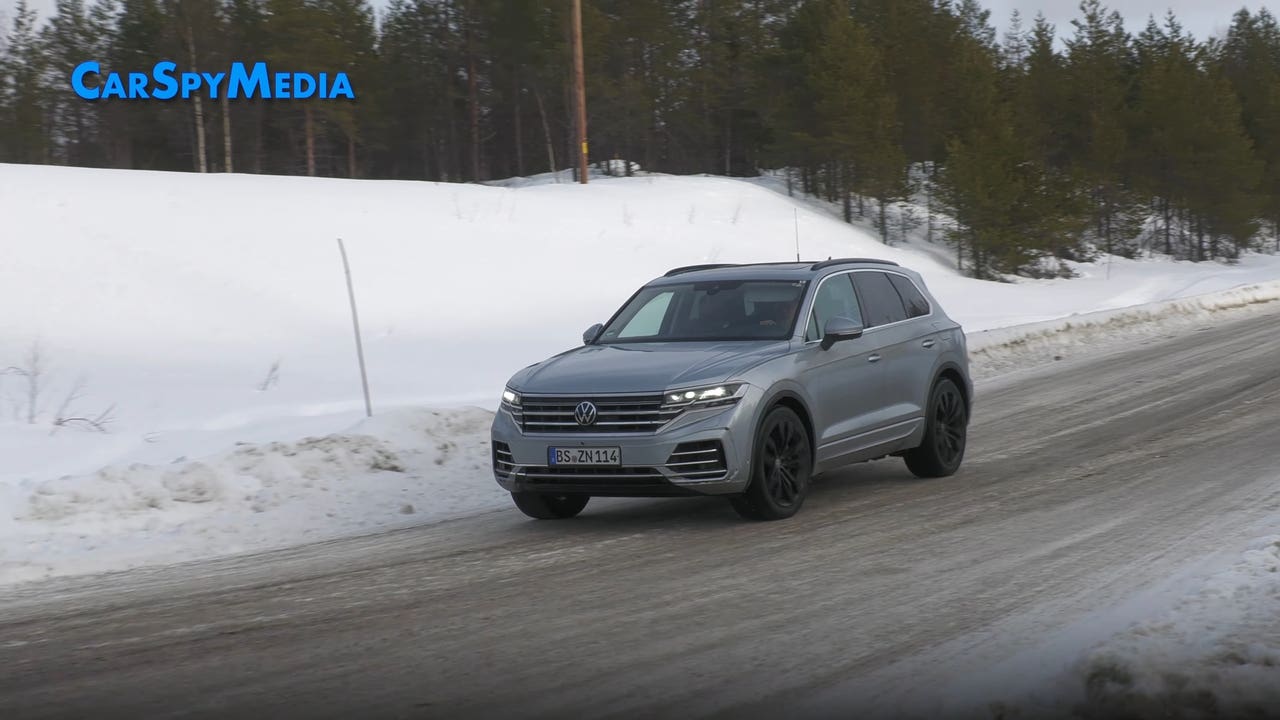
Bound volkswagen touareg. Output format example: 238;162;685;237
491;258;972;521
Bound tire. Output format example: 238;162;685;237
903;377;968;478
730;405;813;521
510;491;590;519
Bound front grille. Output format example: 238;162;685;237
493;441;515;479
520;395;681;434
665;441;728;481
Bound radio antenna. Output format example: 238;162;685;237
794;208;801;261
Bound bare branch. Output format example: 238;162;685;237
49;376;115;435
257;360;281;392
52;376;86;422
7;341;46;424
51;403;116;435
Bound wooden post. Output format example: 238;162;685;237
337;239;373;418
572;0;588;184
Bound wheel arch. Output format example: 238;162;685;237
760;389;817;464
933;362;971;414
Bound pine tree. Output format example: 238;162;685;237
108;0;177;169
223;0;267;172
759;0;827;187
43;0;104;166
1218;8;1280;251
808;0;905;239
852;0;964;165
941;32;1085;277
1132;14;1261;259
312;0;376;178
1061;0;1143;258
1;0;49;163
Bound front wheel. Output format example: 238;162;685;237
511;492;590;519
731;406;813;521
903;378;968;478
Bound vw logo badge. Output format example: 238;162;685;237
574;401;598;426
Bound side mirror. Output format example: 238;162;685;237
820;317;864;350
583;323;604;345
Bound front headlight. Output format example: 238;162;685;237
663;383;743;409
501;389;523;424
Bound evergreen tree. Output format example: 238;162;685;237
1218;8;1280;251
808;0;905;239
1061;0;1142;258
1;0;49;163
1132;14;1261;259
941;32;1085;277
108;0;179;169
223;0;267;172
43;0;103;166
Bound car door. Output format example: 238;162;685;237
794;272;886;469
886;273;942;420
852;270;936;434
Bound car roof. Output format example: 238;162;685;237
647;259;901;286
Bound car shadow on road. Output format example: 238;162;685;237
502;458;936;536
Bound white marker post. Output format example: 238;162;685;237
337;238;373;418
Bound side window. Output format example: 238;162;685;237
888;274;931;318
854;272;909;327
618;291;674;338
805;274;863;341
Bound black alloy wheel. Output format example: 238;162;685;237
731;406;812;521
904;378;968;478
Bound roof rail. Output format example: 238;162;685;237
663;263;740;277
810;257;900;271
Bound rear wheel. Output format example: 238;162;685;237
731;406;813;521
511;492;590;519
904;378;968;478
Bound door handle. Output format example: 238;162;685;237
868;354;882;363
922;339;936;349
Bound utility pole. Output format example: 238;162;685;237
572;0;588;184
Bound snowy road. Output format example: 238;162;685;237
2;310;1279;719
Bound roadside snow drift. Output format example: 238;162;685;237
982;534;1280;720
1;407;504;584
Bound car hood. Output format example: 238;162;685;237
509;341;790;395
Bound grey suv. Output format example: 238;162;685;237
491;258;971;521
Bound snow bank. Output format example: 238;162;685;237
1068;536;1280;717
968;279;1280;379
0;407;504;584
984;534;1280;719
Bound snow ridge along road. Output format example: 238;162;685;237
2;307;1279;719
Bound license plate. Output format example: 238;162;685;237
549;447;621;466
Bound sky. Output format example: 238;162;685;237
984;1;1240;40
0;1;1255;46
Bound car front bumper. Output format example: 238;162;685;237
490;399;755;497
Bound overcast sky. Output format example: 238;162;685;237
985;1;1244;40
0;1;1259;46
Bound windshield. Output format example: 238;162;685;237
597;280;808;343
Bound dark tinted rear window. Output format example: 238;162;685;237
853;272;909;327
888;274;930;318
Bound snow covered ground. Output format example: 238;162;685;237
0;407;507;585
798;522;1280;719
920;530;1280;720
1;162;1278;584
